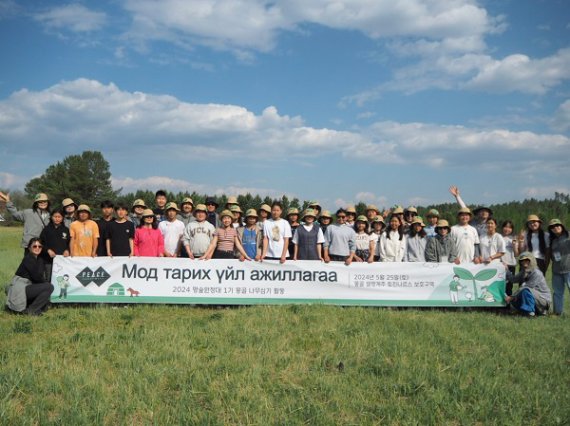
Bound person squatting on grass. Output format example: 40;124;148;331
505;252;551;317
6;238;54;316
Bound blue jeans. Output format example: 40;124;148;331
512;288;535;315
552;272;570;314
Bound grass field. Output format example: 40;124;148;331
1;226;569;425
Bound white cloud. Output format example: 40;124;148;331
1;78;568;175
122;0;501;56
34;4;106;32
0;172;27;189
551;100;570;132
112;176;288;199
521;185;570;199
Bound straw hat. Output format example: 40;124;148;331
181;197;194;205
405;206;418;214
302;209;317;220
34;193;49;202
165;202;180;212
320;210;332;219
245;208;258;218
230;205;243;214
220;209;234;219
287;207;300;216
132;199;147;209
436;219;450;229
193;204;207;213
226;196;238;205
62;198;76;208
356;215;368;223
526;214;542;223
142;209;154;217
411;216;425;226
346;206;357;214
259;204;271;214
77;204;91;213
457;207;473;217
392;205;404;214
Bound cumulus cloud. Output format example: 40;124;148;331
0;172;27;189
34;4;106;32
121;0;500;55
1;78;568;174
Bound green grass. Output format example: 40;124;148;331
1;227;569;425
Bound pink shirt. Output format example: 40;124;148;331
134;227;165;257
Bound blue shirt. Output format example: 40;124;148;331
242;228;257;259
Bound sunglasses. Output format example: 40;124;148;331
337;215;346;219
31;244;43;249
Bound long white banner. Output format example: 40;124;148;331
50;256;507;307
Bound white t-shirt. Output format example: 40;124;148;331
529;232;550;260
379;230;406;262
291;224;325;245
263;218;292;258
479;233;506;263
370;232;381;256
450;224;480;263
159;219;185;255
355;232;374;251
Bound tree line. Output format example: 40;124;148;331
1;151;568;231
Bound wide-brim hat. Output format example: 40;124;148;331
526;214;542;224
132;199;147;209
220;209;234;219
205;197;219;207
320;210;332;219
436;219;450;229
457;207;473;217
346;206;357;214
426;209;440;218
245;208;258;218
405;206;418;214
473;206;493;216
259;204;271;214
411;216;425;226
373;216;385;224
366;204;380;213
34;193;49;202
230;205;243;214
226;196;238;205
165;202;180;212
308;200;321;209
142;209;155;217
62;198;76;208
356;215;368;223
548;218;563;229
287;207;300;216
77;204;91;214
302;208;317;220
392;205;404;214
194;204;207;213
181;197;194;206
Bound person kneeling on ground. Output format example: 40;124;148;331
6;238;54;316
505;252;551;317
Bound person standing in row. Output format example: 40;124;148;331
379;215;406;262
204;210;250;260
518;214;550;275
287;207;300;260
70;205;99;257
424;209;440;238
318;210;333;234
257;204;271;232
62;198;77;228
370;216;386;262
159;202;185;257
548;219;570;315
182;204;216;259
292;209;325;261
0;192;51;252
106;204;135;257
425;220;457;263
238;209;263;261
153;190;168;223
40;209;70;281
354;216;374;263
177;197;196;226
205;197;221;228
478;218;505;264
129;199;146;227
323;209;356;265
134;209;164;257
405;217;427;262
6;238;54;315
96;200;115;257
450;208;480;264
261;202;292;263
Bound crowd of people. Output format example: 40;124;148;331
1;186;568;318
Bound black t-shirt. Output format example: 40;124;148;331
96;218;114;256
107;220;135;256
40;223;70;264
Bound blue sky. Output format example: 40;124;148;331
0;0;569;210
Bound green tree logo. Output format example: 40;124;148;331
453;267;497;300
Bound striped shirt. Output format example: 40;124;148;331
215;227;237;252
